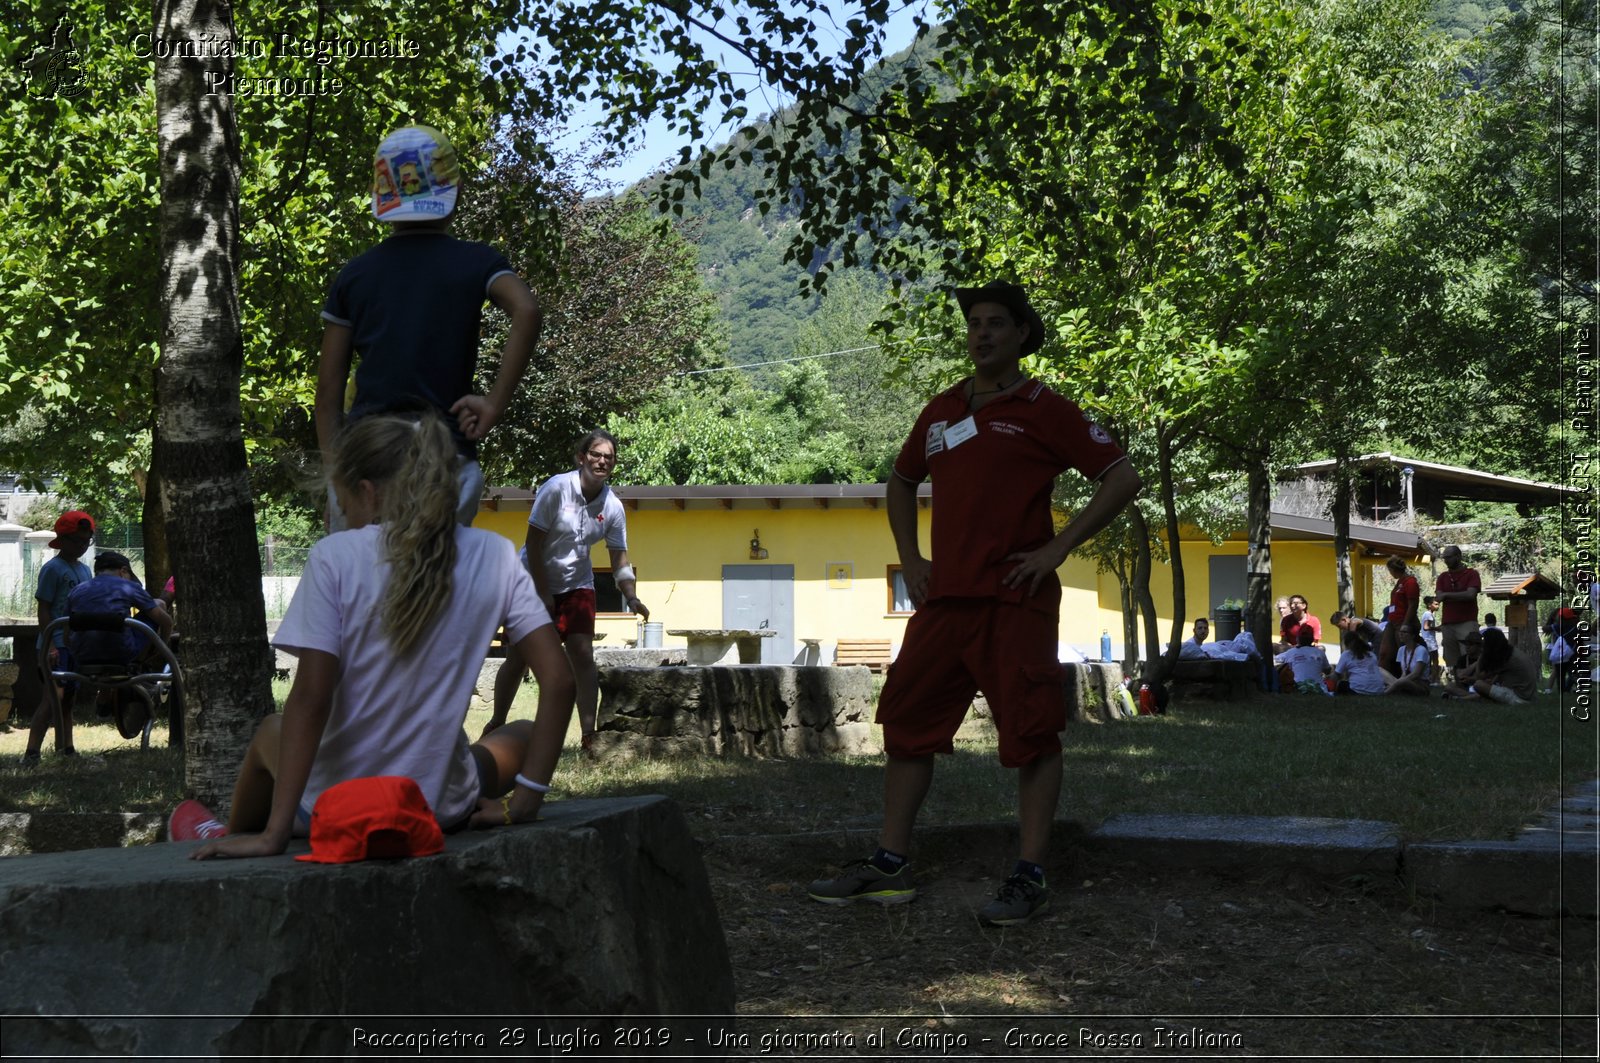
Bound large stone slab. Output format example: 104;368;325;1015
592;665;878;759
1089;813;1402;877
0;796;734;1058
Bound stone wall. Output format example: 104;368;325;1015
0;796;734;1057
591;665;878;759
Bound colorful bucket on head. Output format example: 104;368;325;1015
372;125;459;222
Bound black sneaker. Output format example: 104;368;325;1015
807;858;917;906
979;873;1049;926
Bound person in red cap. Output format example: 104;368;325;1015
174;412;576;858
807;281;1142;926
21;510;95;765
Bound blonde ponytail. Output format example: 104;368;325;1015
331;413;459;657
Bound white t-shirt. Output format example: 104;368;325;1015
1275;645;1330;684
1336;651;1388;695
1395;642;1431;681
274;525;551;827
1419;610;1438;652
527;470;628;594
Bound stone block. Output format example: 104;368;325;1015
0;796;735;1057
1405;839;1598;917
1168;658;1259;701
595;647;688;668
1089;813;1402;878
595;666;878;759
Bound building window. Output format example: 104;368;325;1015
594;569;637;615
887;566;915;615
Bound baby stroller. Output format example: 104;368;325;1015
37;612;185;751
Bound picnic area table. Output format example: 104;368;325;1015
667;628;777;665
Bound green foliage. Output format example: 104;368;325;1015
17;494;69;532
1;1;524;504
458;119;723;485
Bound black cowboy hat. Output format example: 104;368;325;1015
953;281;1046;355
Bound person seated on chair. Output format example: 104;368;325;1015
66;552;174;737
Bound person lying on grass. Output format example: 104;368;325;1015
171;412;576;857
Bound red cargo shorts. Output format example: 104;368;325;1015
876;598;1064;768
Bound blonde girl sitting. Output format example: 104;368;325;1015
174;413;575;858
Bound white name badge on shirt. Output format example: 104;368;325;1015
942;416;978;449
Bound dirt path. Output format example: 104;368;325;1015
701;833;1596;1058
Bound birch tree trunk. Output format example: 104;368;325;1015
153;0;274;809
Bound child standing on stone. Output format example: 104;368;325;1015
316;124;541;530
173;413;576;855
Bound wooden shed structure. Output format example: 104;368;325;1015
1483;571;1564;663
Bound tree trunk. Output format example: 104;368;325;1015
1331;448;1355;615
1153;426;1185;685
1246;459;1274;659
140;426;171;597
1129;506;1160;676
1115;553;1139;674
154;0;274;810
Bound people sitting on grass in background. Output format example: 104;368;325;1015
1274;626;1332;695
21;510;95;765
1380;557;1421;675
1178;617;1209;659
170;412;577;857
64;551;174;738
1330;610;1383;644
1382;622;1432;697
1442;627;1537;705
1420;595;1441;675
1545;607;1580;693
1279;594;1321;648
1334;631;1388;696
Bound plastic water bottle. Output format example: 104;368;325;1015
1100;629;1112;661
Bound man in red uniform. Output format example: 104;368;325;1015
1433;544;1481;681
808;281;1142;926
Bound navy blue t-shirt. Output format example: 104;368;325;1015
322;231;514;457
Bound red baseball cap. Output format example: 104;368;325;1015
49;510;95;549
295;776;445;864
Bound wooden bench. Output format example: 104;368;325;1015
834;638;892;673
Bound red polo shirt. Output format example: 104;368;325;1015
1435;566;1481;625
893;379;1126;614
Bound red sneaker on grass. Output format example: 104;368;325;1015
168;799;227;842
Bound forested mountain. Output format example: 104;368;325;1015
640;2;1523;369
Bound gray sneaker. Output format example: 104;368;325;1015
979;873;1049;926
808;859;917;906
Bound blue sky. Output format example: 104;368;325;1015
542;2;929;192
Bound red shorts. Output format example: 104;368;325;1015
552;588;597;639
876;598;1063;768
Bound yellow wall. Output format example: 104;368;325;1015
476;505;1355;658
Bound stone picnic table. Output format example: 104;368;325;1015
666;628;777;665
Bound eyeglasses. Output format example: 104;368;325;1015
585;450;617;463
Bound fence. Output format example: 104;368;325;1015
0;542;309;622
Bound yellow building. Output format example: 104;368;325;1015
474;484;1422;663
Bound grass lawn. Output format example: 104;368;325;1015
2;681;1592;843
